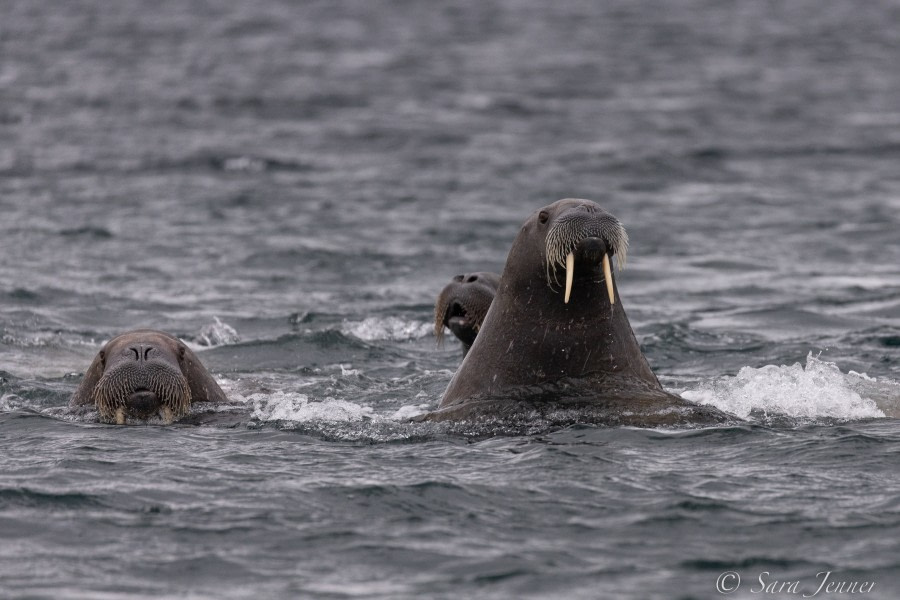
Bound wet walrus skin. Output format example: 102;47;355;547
70;329;228;424
423;199;731;427
434;272;500;357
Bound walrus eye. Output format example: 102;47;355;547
538;211;549;224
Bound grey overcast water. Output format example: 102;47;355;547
1;1;900;599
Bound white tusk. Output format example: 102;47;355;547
564;252;574;303
115;407;126;425
603;253;615;304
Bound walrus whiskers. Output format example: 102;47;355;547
545;208;628;305
435;295;492;346
434;294;452;345
91;362;191;423
149;369;191;419
92;372;129;422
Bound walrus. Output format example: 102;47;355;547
434;272;500;356
422;198;730;426
70;329;228;424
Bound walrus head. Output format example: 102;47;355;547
542;199;628;305
434;272;500;355
70;330;228;424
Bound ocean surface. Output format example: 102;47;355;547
2;1;900;598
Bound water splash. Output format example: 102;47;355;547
682;352;890;420
0;394;25;411
341;317;431;342
250;391;376;423
196;317;240;347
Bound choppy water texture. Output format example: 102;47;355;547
2;1;900;598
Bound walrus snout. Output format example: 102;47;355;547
447;312;478;347
575;236;608;264
90;355;192;424
545;201;629;305
126;388;162;417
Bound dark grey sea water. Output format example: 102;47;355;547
2;1;900;598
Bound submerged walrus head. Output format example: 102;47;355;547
434;272;500;355
70;330;228;424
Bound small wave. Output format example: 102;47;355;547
58;226;114;239
341;317;431;342
195;317;240;347
682;353;890;421
0;488;102;509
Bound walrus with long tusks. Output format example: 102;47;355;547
422;198;731;426
434;272;500;357
70;329;228;424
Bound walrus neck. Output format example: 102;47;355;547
499;273;646;368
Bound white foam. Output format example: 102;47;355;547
341;317;431;342
0;332;99;348
682;352;890;420
250;391;376;423
339;364;362;377
391;403;431;420
0;393;25;411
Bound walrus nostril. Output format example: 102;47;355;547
465;274;479;283
127;345;155;362
126;389;161;416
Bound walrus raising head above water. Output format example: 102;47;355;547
70;329;228;424
423;198;729;426
434;272;500;356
